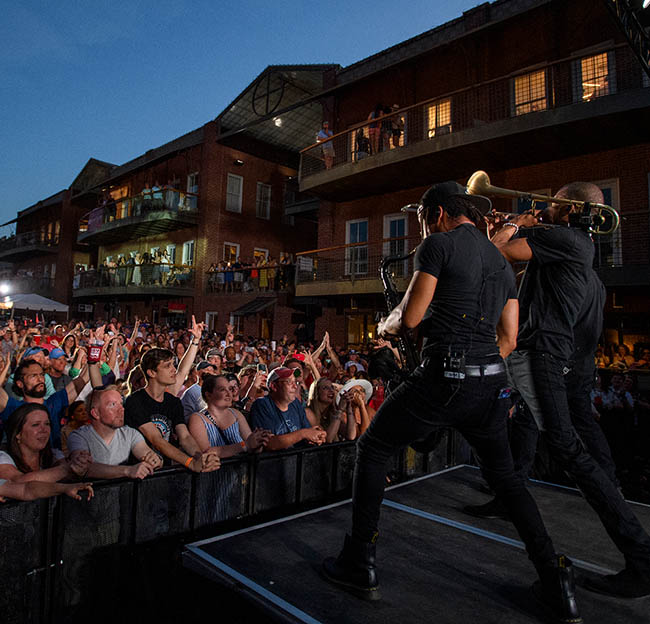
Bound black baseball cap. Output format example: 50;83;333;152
420;181;491;216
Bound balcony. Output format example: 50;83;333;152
206;263;295;295
0;231;58;262
295;237;418;298
72;265;196;298
300;44;650;200
78;188;199;245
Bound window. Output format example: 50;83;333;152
383;214;408;277
592;180;622;268
186;172;199;210
512;189;549;214
574;52;616;103
256;183;271;219
512;69;548;116
223;242;240;263
51;263;56;279
345;219;368;275
166;244;176;264
254;248;269;261
426;98;451;138
226;174;243;213
182;240;195;266
150;247;160;257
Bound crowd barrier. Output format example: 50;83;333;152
0;432;462;623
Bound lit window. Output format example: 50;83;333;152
427;99;452;138
513;70;547;116
254;248;269;262
576;52;615;102
345;219;368;275
223;242;239;263
226;174;243;213
256;183;271;219
182;240;195;266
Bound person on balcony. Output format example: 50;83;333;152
390;104;404;148
367;104;384;155
152;181;163;209
316;120;335;170
132;252;142;286
141;182;152;212
355;129;370;161
160;249;171;286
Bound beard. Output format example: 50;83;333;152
24;383;46;399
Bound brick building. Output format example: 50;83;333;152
294;0;650;354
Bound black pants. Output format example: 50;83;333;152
509;356;619;487
508;350;650;577
351;359;556;566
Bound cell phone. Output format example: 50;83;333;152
257;363;267;373
271;340;276;351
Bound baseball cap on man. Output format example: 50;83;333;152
196;361;214;371
49;348;66;360
267;367;295;386
419;180;491;217
24;347;49;359
205;348;222;359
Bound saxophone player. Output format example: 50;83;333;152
322;181;581;623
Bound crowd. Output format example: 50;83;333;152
207;254;294;293
0;312;648;506
0;316;389;506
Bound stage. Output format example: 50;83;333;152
183;465;650;623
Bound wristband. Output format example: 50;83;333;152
191;340;200;346
184;456;193;468
503;222;520;235
239;440;246;451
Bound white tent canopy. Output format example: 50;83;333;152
4;293;69;313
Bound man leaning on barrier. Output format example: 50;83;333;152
68;386;162;480
125;348;220;472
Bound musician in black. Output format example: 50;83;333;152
323;181;581;622
481;182;650;599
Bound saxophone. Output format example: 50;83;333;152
379;248;420;373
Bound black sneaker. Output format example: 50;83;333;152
463;497;510;520
533;555;582;623
584;568;650;599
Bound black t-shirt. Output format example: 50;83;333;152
124;388;185;442
414;223;517;359
516;225;594;361
572;268;605;361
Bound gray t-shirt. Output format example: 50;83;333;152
181;383;207;423
0;448;64;467
67;425;145;466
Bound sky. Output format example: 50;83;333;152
0;0;482;231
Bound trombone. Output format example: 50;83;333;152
466;170;620;235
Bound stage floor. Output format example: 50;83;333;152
183;465;650;623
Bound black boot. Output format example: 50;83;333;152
463;497;510;520
322;534;381;600
584;567;650;599
533;555;582;623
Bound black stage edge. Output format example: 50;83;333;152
183;465;650;623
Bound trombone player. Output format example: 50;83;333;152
474;180;650;599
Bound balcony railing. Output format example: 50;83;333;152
0;231;59;260
206;263;295;294
78;188;199;244
295;237;420;290
300;43;648;181
73;264;196;295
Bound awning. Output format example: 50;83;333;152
231;297;276;317
3;293;69;313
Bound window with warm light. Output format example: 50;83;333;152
512;70;548;115
426;98;452;138
223;242;240;263
575;52;616;102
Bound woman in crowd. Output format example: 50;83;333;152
306;378;356;443
174;340;186;366
61;333;78;361
337;379;375;438
611;344;634;369
60;401;90;454
188;374;271;458
0;404;90;482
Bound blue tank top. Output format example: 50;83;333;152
200;408;244;447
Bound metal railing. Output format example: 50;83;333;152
300;44;648;179
296;237;420;286
206;263;295;294
79;188;199;234
0;231;59;253
74;264;196;290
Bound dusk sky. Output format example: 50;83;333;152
0;0;481;231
